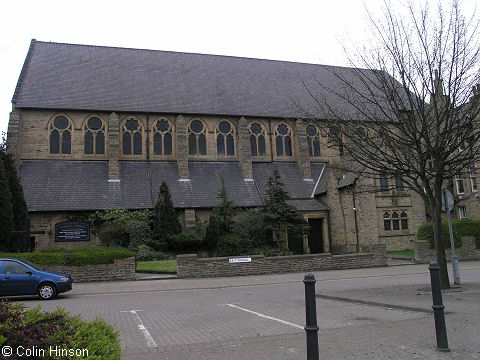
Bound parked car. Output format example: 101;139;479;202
0;258;72;300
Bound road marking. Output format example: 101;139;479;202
122;310;158;348
226;304;303;330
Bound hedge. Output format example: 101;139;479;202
0;299;121;359
417;219;480;249
0;247;134;266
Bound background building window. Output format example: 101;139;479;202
459;206;468;219
383;212;391;231
216;120;235;156
84;116;105;154
384;210;408;231
395;176;404;192
249;122;266;156
275;123;292;157
380;174;389;192
400;211;408;230
153;119;173;155
392;212;400;230
306;124;321;157
49;115;72;154
188;119;207;155
455;174;465;194
122;118;143;155
470;166;477;192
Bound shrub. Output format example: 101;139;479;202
232;209;263;249
152;182;182;251
136;244;168;261
215;234;246;257
123;219;153;252
0;247;134;266
168;227;203;253
98;222;129;248
205;179;235;249
417;219;480;249
0;299;120;359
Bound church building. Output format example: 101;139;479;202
8;40;434;253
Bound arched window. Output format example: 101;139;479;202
216;120;235;156
49;115;72;154
401;211;408;230
356;127;367;146
306;124;321;157
383;212;391;231
249;122;266;156
153;118;173;155
392;212;400;230
188;119;207;155
329;126;343;156
275;123;292;157
122;118;143;155
84;116;105;154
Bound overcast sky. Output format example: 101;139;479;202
0;0;476;136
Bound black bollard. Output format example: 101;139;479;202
428;261;450;352
304;272;319;360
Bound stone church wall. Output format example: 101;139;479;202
12;107;426;254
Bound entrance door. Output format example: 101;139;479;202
308;219;324;253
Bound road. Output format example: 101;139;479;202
11;261;480;359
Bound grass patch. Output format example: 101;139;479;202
387;249;414;256
136;260;177;274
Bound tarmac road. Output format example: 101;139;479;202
12;261;480;359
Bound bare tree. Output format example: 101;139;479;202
297;0;480;289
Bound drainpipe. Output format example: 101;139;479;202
352;179;360;253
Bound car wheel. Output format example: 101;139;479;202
38;283;56;300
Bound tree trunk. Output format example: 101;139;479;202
430;185;450;289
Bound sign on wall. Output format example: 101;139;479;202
229;257;252;263
55;221;90;242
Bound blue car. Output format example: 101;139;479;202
0;258;72;300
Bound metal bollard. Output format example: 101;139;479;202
428;261;450;352
304;272;319;360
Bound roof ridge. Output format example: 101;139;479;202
32;39;366;71
12;39;37;104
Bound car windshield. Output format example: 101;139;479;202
18;259;42;270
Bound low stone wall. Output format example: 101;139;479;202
42;257;136;282
177;245;387;278
414;236;480;264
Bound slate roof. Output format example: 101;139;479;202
13;40;391;119
19;160;328;212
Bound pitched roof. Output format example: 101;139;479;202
13;40;388;119
19;160;328;212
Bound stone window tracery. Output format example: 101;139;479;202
249;122;266;156
49;115;72;154
84;116;105;154
216;120;235;156
153;118;173;155
188;119;207;156
306;124;321;157
383;212;391;231
275;123;292;157
383;210;408;231
122;118;143;155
